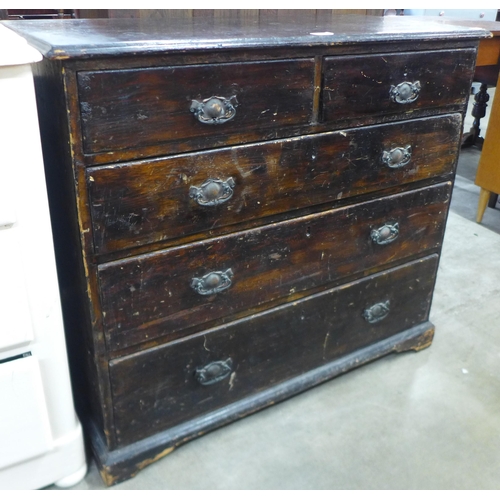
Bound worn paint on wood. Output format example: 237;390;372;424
109;255;439;446
87;114;461;254
98;183;451;351
6;15;481;485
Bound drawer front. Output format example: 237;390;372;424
98;182;451;351
109;254;439;446
88;114;461;255
78;59;315;156
322;49;476;123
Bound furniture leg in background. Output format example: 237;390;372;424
476;69;500;222
463;82;490;147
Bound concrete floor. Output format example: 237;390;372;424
56;94;500;490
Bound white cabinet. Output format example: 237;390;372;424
0;25;86;490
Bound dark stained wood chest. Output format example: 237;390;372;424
3;15;486;486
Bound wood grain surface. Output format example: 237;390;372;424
88;114;461;254
322;48;477;123
78;59;315;155
98;182;451;351
109;254;438;446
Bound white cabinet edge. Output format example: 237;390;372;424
0;24;42;66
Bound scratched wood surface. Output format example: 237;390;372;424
322;48;477;123
98;183;451;352
4;16;486;61
88;114;462;255
77;59;315;155
109;254;438;446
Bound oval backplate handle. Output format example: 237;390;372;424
191;268;234;296
190;95;237;124
389;81;421;104
189;177;236;207
371;222;399;245
382;145;412;169
195;358;233;386
363;300;390;324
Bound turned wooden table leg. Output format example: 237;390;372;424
477;187;491;223
463;83;490;147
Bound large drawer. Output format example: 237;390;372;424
322;49;476;124
109;254;439;446
98;182;451;351
77;59;315;157
88;114;461;255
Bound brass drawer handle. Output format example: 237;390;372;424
371;222;399;245
189;177;236;207
382;146;412;169
190;95;238;124
195;358;233;386
389;81;421;104
363;300;390;324
191;268;234;295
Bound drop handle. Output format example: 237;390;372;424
189;177;235;207
195;358;233;386
382;145;412;169
371;222;399;245
190;95;237;124
389;81;421;104
191;268;234;296
363;300;390;324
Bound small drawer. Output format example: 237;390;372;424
88;113;461;255
109;254;439;446
98;182;451;351
77;59;315;157
321;49;476;124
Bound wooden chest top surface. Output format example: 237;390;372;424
1;15;489;59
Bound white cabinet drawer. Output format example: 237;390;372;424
0;228;34;352
0;355;52;470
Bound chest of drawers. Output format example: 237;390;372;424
3;15;485;486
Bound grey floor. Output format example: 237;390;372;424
60;93;500;490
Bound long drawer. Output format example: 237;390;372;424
98;182;451;351
109;254;439;446
77;58;315;156
322;49;476;124
88;114;461;255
